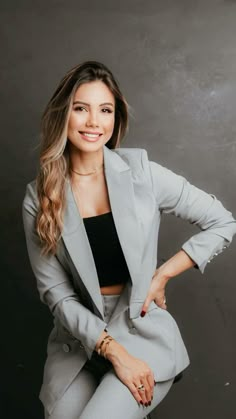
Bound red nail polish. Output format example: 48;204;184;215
140;400;143;405
140;310;146;317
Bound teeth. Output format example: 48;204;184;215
81;132;100;138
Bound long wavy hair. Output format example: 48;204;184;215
36;61;129;255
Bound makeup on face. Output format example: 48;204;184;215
67;81;115;151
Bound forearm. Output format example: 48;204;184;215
156;249;195;285
95;329;128;366
95;330;154;405
140;250;195;313
95;330;108;352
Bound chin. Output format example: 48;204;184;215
77;141;105;153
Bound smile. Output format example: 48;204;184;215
79;131;102;138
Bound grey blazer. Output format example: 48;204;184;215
22;145;236;415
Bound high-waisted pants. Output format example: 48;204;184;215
45;294;174;419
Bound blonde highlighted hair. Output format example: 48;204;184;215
36;61;129;255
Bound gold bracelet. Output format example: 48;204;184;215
103;338;114;359
100;337;113;357
97;335;113;356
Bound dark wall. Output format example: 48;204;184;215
1;1;236;418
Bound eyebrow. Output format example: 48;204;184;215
73;100;114;107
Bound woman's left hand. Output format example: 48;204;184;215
140;250;196;316
140;269;169;316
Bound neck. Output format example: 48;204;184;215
69;147;104;174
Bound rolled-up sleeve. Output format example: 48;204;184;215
148;158;236;273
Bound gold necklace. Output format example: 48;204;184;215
70;163;104;176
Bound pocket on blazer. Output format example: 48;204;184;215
128;302;160;339
130;301;175;342
129;300;160;320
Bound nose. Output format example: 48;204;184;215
86;110;99;127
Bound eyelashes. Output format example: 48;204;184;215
73;106;113;114
102;108;113;113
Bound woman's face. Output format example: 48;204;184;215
67;80;115;154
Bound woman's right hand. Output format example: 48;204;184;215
105;340;155;406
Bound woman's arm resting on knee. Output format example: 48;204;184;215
95;331;154;406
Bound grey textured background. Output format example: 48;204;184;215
1;1;236;418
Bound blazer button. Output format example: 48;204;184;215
62;343;71;353
129;327;137;335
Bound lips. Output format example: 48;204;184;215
79;131;102;136
79;131;103;142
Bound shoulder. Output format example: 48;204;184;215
113;147;149;172
114;147;146;159
113;147;172;178
23;179;39;210
113;147;168;170
114;147;147;161
113;148;187;201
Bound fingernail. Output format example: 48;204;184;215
148;401;151;406
140;400;143;405
140;310;146;317
145;403;148;407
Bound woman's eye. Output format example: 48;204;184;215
102;108;113;113
73;107;112;113
74;106;86;112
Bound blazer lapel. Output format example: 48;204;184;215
103;146;142;286
61;186;104;318
61;145;142;320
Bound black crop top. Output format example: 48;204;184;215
83;212;131;287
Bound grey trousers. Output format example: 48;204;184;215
45;294;174;419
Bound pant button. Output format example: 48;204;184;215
129;327;137;335
62;343;71;353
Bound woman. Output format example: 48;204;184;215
22;61;236;419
